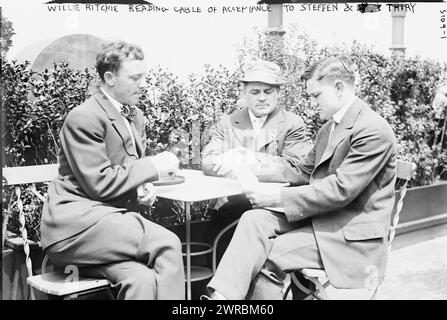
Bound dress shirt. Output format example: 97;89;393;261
248;109;268;137
329;95;356;139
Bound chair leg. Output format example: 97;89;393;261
284;273;318;300
11;268;20;300
286;272;380;301
369;287;379;300
27;286;36;300
302;275;330;300
290;271;331;300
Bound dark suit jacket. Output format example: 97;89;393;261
202;107;311;184
41;91;159;249
281;98;397;289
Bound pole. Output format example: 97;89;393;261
389;6;407;58
263;4;286;66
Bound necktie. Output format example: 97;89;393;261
328;119;337;142
121;105;136;122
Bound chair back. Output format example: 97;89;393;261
2;164;60;299
388;160;416;250
3;164;59;186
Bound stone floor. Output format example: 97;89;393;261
375;235;447;300
322;235;447;300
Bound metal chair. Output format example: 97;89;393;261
283;160;417;300
211;160;416;300
3;164;112;300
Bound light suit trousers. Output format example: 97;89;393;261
207;209;323;300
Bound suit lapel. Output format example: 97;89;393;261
315;98;363;169
315;121;333;166
130;121;143;157
230;107;284;151
255;108;283;151
231;108;255;149
94;91;138;157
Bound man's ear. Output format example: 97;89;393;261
104;71;115;86
335;81;344;96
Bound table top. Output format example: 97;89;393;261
154;169;287;203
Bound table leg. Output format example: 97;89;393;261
186;202;191;300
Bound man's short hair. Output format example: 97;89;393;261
301;55;356;85
96;40;144;81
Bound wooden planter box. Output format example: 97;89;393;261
394;182;447;249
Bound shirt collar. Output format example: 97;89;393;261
332;96;356;124
102;88;124;113
248;109;268;127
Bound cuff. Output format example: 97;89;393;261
148;156;161;180
281;187;305;222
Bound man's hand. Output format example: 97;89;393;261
151;151;179;179
212;153;234;176
212;147;258;176
245;186;283;208
137;182;157;207
231;147;260;174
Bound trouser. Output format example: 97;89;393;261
207;208;323;300
45;211;185;300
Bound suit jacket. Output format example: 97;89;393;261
281;98;397;289
202;107;311;184
41;91;159;249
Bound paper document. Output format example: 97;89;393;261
232;165;259;192
264;206;285;213
232;165;286;213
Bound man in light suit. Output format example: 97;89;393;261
201;59;310;256
41;41;185;300
205;55;397;300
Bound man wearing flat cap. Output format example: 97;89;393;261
201;59;310;263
